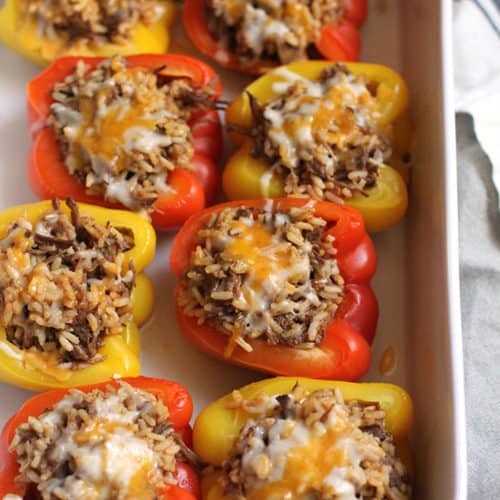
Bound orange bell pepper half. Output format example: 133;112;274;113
0;377;200;499
183;0;367;74
224;61;410;232
171;198;377;381
27;54;223;231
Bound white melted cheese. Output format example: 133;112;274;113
264;67;380;169
0;341;22;360
104;178;136;208
51;82;173;209
242;419;311;483
271;67;323;95
243;416;368;499
240;5;268;54
65;428;154;499
263;18;289;38
215;49;231;64
35;393;155;500
238;4;293;57
123;126;175;153
223;217;312;328
260;170;274;197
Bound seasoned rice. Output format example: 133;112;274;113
245;64;391;203
9;382;189;500
23;0;161;47
217;385;411;499
179;203;344;354
48;55;218;213
207;0;345;66
0;198;134;367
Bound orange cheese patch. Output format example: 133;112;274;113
250;428;350;499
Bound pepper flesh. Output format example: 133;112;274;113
27;54;222;231
192;376;413;498
0;0;176;66
183;0;367;74
0;376;199;499
223;61;410;232
0;200;155;391
171;198;377;380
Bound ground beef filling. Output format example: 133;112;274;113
179;204;344;354
207;0;345;66
247;64;392;203
23;0;160;47
49;56;216;212
218;385;411;499
0;198;134;367
9;382;189;500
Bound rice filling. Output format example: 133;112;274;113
9;382;189;500
207;0;345;66
0;198;135;367
218;385;411;499
179;203;344;354
48;56;217;213
22;0;162;47
247;64;391;203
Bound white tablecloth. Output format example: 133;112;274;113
454;1;500;497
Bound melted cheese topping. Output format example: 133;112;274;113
223;218;310;315
52;63;179;208
68;420;155;500
249;429;358;499
243;420;365;500
265;68;381;168
70;68;170;181
37;395;158;500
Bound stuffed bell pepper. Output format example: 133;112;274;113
224;61;411;232
194;377;413;499
171;198;378;380
0;0;175;66
0;198;155;391
184;0;367;73
0;377;200;500
28;54;223;231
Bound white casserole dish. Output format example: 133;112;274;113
0;0;466;498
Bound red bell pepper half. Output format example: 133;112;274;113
170;198;377;381
27;54;223;231
0;376;200;500
183;0;367;74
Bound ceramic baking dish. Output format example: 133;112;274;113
0;0;466;498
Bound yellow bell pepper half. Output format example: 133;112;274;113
193;376;413;499
0;0;175;66
0;200;156;391
223;61;411;233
